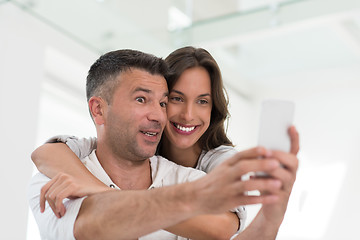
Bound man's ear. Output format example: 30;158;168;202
88;96;107;125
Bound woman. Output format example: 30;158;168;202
158;47;235;172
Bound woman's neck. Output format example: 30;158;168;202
160;137;202;168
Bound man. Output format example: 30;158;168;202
28;49;298;239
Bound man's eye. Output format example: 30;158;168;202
160;102;167;108
136;97;145;103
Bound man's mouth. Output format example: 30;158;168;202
140;131;158;137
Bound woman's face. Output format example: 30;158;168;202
164;66;212;150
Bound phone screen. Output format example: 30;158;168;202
258;99;295;152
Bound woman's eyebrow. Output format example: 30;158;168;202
171;89;184;95
198;93;211;98
171;89;211;98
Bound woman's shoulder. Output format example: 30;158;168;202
203;145;237;160
197;145;238;172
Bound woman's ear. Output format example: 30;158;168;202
88;96;107;125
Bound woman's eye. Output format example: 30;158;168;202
136;97;145;103
198;99;209;104
170;96;182;102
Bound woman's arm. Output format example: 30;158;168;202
31;142;107;189
32;142;96;179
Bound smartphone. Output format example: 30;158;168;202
258;99;295;152
256;99;295;176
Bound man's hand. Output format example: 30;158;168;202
256;126;299;228
193;147;285;215
40;173;111;218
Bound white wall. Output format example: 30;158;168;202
0;4;43;239
0;3;96;239
226;66;360;240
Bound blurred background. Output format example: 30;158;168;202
1;0;359;239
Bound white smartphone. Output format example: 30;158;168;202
258;99;295;152
256;99;295;177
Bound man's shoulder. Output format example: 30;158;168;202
28;172;50;200
28;172;50;188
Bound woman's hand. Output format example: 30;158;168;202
40;173;112;218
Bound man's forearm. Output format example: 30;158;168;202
165;212;239;240
74;182;199;240
234;208;282;240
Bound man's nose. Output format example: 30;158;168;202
148;103;167;125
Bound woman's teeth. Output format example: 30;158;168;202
175;124;195;132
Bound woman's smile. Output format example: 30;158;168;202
171;122;199;135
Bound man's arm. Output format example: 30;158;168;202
165;212;239;240
73;154;283;240
37;172;240;240
74;182;199;240
30;145;283;239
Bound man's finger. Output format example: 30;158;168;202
289;126;299;155
271;151;299;174
231;158;281;178
235;178;282;194
234;194;280;206
227;147;273;166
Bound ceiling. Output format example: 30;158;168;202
8;0;360;99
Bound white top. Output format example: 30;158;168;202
197;145;238;172
28;150;206;240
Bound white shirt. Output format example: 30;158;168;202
28;150;206;240
43;136;247;234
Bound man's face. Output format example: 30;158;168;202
104;68;168;162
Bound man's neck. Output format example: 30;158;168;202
95;143;152;190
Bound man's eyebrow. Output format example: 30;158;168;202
133;87;151;94
172;89;211;98
134;87;168;98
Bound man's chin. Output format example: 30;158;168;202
136;147;157;159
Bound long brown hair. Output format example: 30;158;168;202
162;46;233;151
